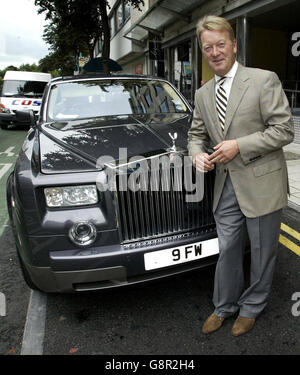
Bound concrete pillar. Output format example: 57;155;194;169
147;55;155;76
236;16;250;66
191;36;201;93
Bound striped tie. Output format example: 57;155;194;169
216;76;227;131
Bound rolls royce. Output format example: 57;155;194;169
7;74;218;293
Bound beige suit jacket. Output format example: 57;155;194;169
187;63;294;218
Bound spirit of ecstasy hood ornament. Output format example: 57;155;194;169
168;132;177;151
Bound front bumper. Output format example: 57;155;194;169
0;112;38;125
20;231;219;293
23;252;219;293
0;113;15;124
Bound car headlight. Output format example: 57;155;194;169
44;185;98;207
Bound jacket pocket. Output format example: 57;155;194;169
253;158;282;177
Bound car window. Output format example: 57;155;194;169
2;80;47;98
47;79;188;121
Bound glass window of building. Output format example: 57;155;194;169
110;15;115;37
171;41;192;101
124;2;130;21
117;3;123;30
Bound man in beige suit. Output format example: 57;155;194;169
188;15;294;336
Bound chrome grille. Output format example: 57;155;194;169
115;161;216;243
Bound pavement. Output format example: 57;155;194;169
284;142;300;213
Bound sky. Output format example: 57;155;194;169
0;0;50;70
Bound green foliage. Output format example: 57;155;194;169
18;63;42;72
39;51;74;76
0;66;18;90
1;0;145;87
0;0;145;84
35;0;106;59
34;0;145;74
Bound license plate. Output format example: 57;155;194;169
144;237;219;271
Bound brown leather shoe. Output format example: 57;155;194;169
231;316;255;336
202;313;225;334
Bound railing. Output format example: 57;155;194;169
283;80;300;113
284;89;300;113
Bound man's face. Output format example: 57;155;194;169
201;29;237;76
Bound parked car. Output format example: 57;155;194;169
0;71;51;129
7;74;218;293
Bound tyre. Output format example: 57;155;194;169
0;123;8;130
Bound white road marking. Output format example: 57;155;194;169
0;163;12;180
0;164;12;236
0;218;9;239
21;290;47;355
0;292;6;317
0;147;15;156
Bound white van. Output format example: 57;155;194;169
0;71;52;129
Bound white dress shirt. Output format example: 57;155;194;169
214;60;239;100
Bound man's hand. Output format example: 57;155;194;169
193;152;215;173
209;140;239;164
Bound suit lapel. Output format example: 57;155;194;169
224;64;250;136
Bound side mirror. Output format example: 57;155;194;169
15;110;36;127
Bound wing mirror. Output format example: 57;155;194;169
15;110;37;127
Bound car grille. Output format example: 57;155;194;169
115;160;216;244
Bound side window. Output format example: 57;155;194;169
110;16;115;37
111;1;131;36
124;2;130;21
116;3;123;30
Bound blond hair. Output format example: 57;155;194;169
196;15;235;47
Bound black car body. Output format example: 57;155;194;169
7;74;218;293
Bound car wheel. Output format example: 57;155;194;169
0;123;8;130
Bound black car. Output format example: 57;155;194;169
7;74;218;293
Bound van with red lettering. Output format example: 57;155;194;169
0;71;51;129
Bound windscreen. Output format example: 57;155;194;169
47;79;188;121
2;80;47;98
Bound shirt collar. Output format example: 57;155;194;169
215;60;239;82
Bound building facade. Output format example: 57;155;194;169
96;0;300;142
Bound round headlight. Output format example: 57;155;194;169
69;222;97;246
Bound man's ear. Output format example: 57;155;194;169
233;39;237;54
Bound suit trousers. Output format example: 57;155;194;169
213;174;282;319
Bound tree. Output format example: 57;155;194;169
18;63;42;72
0;65;19;90
35;0;145;74
39;51;74;76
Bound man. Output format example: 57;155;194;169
188;15;294;336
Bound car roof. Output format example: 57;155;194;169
50;74;166;84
